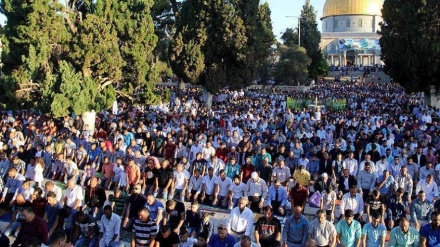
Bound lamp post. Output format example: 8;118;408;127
286;16;305;47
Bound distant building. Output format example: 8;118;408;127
320;0;383;66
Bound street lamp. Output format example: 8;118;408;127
286;16;306;47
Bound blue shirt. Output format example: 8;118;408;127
420;223;440;247
45;201;63;230
267;185;288;207
282;215;310;245
410;199;433;222
225;164;240;179
377;175;395;195
361;222;387;247
336;219;362;247
145;199;164;222
307;159;320;173
208;233;237;247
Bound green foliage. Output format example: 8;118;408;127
273;45;311;85
170;0;275;93
281;28;298;47
379;0;440;93
0;0;70;109
0;0;158;114
299;0;328;79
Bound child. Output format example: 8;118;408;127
34;157;44;188
200;212;213;238
185;201;203;238
194;232;208;247
81;163;96;187
228;175;247;209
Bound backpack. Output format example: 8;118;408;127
309;191;322;208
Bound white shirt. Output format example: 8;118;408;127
340;193;364;215
100;213;121;245
246;178;268;200
202;175;218;195
416;180;439;202
188;175;203;193
64;185;84;208
64;161;78;176
45;185;63;202
179;238;197;247
227;206;254;235
174;170;190;190
202;146;216;160
375;160;389;176
217;177;232;197
345;158;358;176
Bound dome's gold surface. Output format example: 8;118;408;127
322;0;383;18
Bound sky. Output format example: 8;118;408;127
265;0;325;40
0;0;326;40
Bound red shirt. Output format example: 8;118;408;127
289;186;309;207
241;164;255;183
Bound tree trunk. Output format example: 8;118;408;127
203;87;213;108
178;81;186;91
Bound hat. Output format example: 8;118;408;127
277;156;285;161
251;172;258;179
321;173;328;178
230;146;236;150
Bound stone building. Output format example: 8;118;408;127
320;0;383;66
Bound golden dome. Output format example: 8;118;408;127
322;0;383;19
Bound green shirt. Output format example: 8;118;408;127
336;219;362;247
389;226;420;247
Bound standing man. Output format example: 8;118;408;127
361;213;387;247
282;206;310;247
227;197;254;240
254;206;282;247
308;210;337;247
267;180;288;216
132;207;157;247
246;172;268;213
357;162;377;202
0;167;25;206
163;199;186;233
99;205;123;247
336;209;362;247
144;193;164;226
420;211;440;247
122;184;147;230
340;185;364;222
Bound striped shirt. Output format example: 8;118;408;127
132;218;158;246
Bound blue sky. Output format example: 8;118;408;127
265;0;325;40
0;0;325;40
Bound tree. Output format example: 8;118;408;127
0;0;71;109
0;0;159;115
104;0;160;104
379;0;440;93
170;0;274;94
280;28;298;47
273;45;311;85
299;0;328;80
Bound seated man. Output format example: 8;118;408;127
410;190;433;231
72;210;99;247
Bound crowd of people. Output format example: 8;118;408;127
0;81;439;247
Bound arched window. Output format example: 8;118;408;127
330;45;336;53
